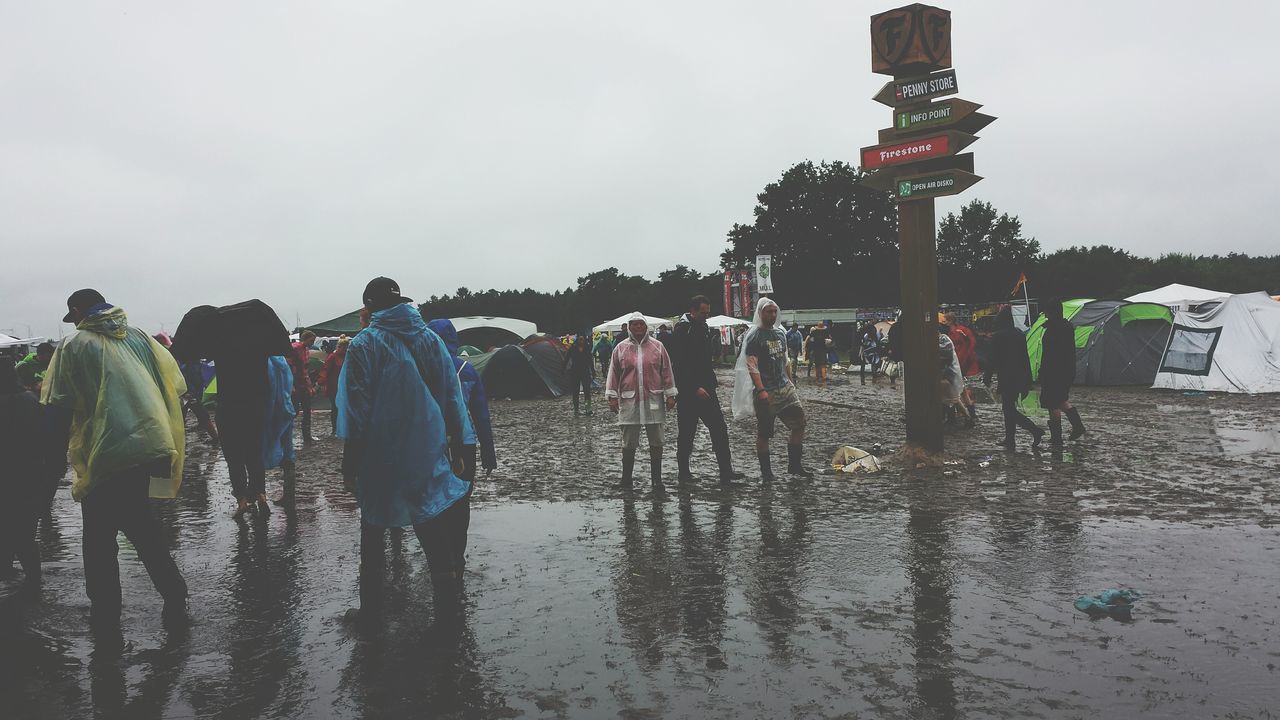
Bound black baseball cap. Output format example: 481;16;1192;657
63;289;107;324
362;277;413;312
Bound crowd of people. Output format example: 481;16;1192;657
2;282;1087;640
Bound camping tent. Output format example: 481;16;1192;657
469;336;569;399
593;312;672;334
706;315;749;329
304;311;538;351
1125;283;1230;310
0;333;44;350
1152;292;1280;394
1027;299;1173;385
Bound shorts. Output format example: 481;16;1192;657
753;386;807;440
621;424;664;450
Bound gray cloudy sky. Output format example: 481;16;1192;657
3;1;1276;339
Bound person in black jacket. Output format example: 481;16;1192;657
0;357;50;581
983;307;1045;449
1038;299;1086;445
668;295;745;485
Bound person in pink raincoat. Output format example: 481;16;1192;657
606;313;678;493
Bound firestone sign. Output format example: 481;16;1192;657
862;135;950;169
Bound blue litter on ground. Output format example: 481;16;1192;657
1075;589;1141;619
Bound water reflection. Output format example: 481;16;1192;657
743;488;810;662
906;487;957;720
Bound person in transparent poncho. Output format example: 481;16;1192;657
731;298;813;479
605;314;678;492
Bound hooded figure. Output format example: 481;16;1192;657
983;307;1045;449
0;357;47;580
606;313;677;491
263;355;298;505
42;292;189;627
1038;299;1087;444
337;278;475;619
733;298;813;479
938;329;971;426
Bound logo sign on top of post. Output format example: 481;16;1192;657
871;3;951;76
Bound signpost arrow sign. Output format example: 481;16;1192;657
859;152;975;192
877;98;995;141
894;169;982;201
860;130;977;171
872;68;957;107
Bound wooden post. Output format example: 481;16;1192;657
897;195;943;451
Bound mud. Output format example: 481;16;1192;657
3;368;1279;719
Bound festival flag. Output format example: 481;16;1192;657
1009;271;1027;298
755;255;774;293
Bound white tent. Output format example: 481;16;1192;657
1125;283;1229;310
706;315;749;329
593;312;672;334
450;316;538;340
0;333;45;349
1152;292;1280;394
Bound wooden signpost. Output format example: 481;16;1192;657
862;3;994;452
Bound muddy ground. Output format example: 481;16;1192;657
2;367;1279;719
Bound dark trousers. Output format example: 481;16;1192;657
297;391;313;440
570;374;592;412
676;391;732;473
81;469;187;616
0;493;40;575
218;403;266;500
359;505;458;606
1001;391;1039;442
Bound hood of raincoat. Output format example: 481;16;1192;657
426;318;462;356
78;306;130;340
370;302;431;339
731;297;782;421
624;313;650;343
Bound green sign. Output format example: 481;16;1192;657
892;169;982;201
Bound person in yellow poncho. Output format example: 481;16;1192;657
41;289;189;630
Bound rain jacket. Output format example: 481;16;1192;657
948;323;981;377
41;307;187;501
317;349;345;401
288;341;313;396
427;319;496;471
606;321;677;426
15;353;48;390
983;307;1034;395
263;356;296;469
1039;315;1076;408
337;304;473;527
938;333;964;403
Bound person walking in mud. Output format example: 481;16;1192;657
41;289;189;630
732;298;813;480
594;332;614;381
1038;299;1087;445
564;334;596;416
669;295;745;485
606;313;678;493
983;306;1045;449
289;330;318;443
337;277;475;623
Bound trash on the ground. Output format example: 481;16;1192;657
870;442;883;454
943;470;956;477
1074;589;1141;619
943;459;966;466
830;446;882;474
1183;391;1206;396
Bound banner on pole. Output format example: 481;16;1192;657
738;270;751;317
723;271;733;316
756;255;774;294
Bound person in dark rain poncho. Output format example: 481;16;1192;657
1038;299;1087;445
983;306;1045;449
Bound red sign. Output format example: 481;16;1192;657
861;134;950;169
723;271;733;316
738;270;751;317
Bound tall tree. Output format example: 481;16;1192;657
721;160;899;308
937;200;1041;302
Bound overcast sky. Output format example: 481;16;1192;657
3;0;1276;339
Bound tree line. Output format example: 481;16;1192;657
420;160;1279;333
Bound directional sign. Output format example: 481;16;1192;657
876;98;995;142
873;68;957;107
860;130;977;171
894;169;982;201
859;153;975;192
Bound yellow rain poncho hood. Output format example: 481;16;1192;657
41;306;187;501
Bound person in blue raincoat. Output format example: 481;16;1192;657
337;277;476;621
263;355;298;506
426;318;497;577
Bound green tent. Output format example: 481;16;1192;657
306;309;363;336
459;345;484;357
1027;299;1173;385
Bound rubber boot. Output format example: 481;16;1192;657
677;451;694;483
1065;407;1086;440
572;394;580;416
714;440;745;484
758;450;775;482
430;571;462;633
650;447;665;494
621;448;636;490
787;444;814;478
274;460;296;506
1049;416;1064;446
1030;425;1045;449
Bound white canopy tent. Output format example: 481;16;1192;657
449;316;538;340
593;312;672;334
1125;283;1229;310
706;315;749;329
1153;292;1280;394
0;333;45;349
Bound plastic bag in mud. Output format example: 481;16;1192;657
830;446;882;474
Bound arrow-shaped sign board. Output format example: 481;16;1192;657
860;130;977;171
873;68;957;107
881;98;994;138
859;153;975;192
894;169;982;202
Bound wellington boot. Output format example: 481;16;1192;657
787;444;814;478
